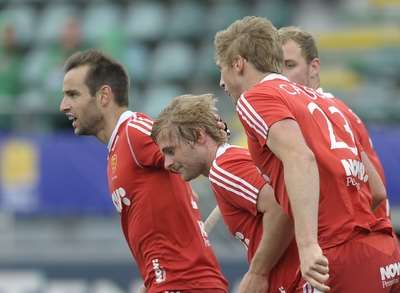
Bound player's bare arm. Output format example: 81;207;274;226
238;183;293;293
266;119;330;292
204;206;221;234
361;151;387;211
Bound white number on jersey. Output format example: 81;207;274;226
307;102;358;155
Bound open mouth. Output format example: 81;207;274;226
66;114;78;127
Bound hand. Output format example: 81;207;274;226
215;114;231;139
238;271;269;293
299;243;330;292
262;173;271;184
139;285;147;293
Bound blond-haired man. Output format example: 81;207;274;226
152;93;299;293
278;26;389;219
214;16;399;292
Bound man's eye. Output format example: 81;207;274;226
164;149;174;156
285;63;296;69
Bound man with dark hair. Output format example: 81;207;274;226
60;49;228;293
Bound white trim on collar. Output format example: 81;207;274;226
107;110;135;151
316;87;334;98
216;143;232;158
259;73;289;83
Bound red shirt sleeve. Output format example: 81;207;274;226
236;89;295;147
124;120;165;168
209;151;266;216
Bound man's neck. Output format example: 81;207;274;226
203;140;221;177
311;76;320;90
249;71;276;90
96;106;128;145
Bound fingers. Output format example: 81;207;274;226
315;255;329;266
214;114;231;138
262;173;271;183
305;269;329;284
313;262;329;275
303;262;330;292
306;276;331;292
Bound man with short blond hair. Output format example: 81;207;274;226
278;25;389;219
152;93;299;293
214;16;399;292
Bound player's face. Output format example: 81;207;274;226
158;134;206;181
282;40;313;87
217;60;242;104
60;65;103;136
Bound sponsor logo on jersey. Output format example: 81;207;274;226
340;159;368;190
152;259;166;284
111;154;117;174
111;187;131;213
197;221;211;247
380;262;400;288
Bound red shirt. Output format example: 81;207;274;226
209;144;299;291
107;111;227;293
236;74;391;250
316;89;388;219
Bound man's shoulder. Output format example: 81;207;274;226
213;145;254;174
124;113;154;137
245;81;282;98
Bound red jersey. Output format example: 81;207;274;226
236;74;392;250
209;143;299;292
107;111;227;293
316;88;388;219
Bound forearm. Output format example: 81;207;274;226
361;151;386;211
249;209;293;275
204;206;221;234
283;152;319;248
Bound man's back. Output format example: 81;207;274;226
210;144;299;292
316;89;389;219
107;111;227;292
238;74;391;249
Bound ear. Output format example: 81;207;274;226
309;58;320;77
232;55;246;74
196;128;208;145
97;85;113;106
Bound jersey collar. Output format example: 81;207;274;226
215;143;232;158
107;110;135;151
259;73;289;83
316;87;334;98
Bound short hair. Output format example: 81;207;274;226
278;26;319;63
214;16;283;73
64;49;129;107
151;94;228;146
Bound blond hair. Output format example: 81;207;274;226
278;26;319;63
214;16;283;73
151;94;228;145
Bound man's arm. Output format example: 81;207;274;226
204;206;221;234
266;119;329;292
360;151;387;211
239;183;294;293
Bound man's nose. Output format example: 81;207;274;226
164;155;175;171
59;97;70;113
